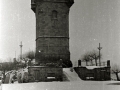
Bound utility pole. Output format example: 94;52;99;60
97;43;102;66
19;41;23;61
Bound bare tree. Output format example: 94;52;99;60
89;50;102;66
22;51;35;66
89;55;93;66
81;52;90;66
81;50;102;66
111;64;120;81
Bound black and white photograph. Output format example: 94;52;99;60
0;0;120;90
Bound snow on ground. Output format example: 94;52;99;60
63;68;82;81
2;81;120;90
17;68;28;83
85;66;106;69
2;68;120;90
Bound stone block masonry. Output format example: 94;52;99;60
31;0;74;65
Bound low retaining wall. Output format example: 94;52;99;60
28;66;63;82
74;66;111;81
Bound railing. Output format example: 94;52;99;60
79;60;110;67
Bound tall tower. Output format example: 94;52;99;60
31;0;74;65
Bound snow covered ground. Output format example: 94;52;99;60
2;81;120;90
1;68;120;90
63;68;82;81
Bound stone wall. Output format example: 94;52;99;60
28;66;63;82
74;67;111;81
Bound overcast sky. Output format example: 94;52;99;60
0;0;120;66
